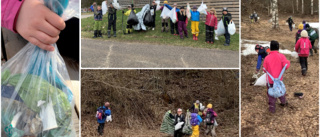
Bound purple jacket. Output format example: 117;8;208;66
1;0;25;33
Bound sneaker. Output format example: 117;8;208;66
211;42;214;44
152;28;155;30
224;43;229;46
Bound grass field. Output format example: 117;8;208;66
81;9;239;51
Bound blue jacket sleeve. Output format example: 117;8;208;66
164;4;172;10
105;109;111;116
197;115;202;123
256;55;262;70
90;5;94;11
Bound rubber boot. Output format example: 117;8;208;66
93;30;97;38
99;30;103;38
193;34;196;40
128;29;131;34
310;49;314;56
113;31;117;37
107;30;111;38
302;68;307;76
195;36;198;41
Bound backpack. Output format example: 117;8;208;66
190;113;199;126
96;107;107;120
298;39;310;55
264;64;288;98
205;111;213;124
308;29;319;41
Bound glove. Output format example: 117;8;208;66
168;110;171;113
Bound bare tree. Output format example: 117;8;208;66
296;0;299;11
292;0;295;14
272;0;279;29
311;0;314;15
302;0;304;14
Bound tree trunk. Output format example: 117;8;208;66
302;0;304;14
269;0;272;15
292;0;295;14
296;0;299;12
272;0;279;29
311;0;314;15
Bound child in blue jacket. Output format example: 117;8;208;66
189;5;200;40
96;102;111;135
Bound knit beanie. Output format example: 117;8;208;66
207;104;213;109
298;24;304;30
301;30;308;38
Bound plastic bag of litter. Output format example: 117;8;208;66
102;1;108;15
133;4;150;30
228;21;236;35
182;111;192;134
144;11;154;27
160;6;171;19
197;2;207;15
156;0;161;11
175;122;184;130
112;0;121;10
1;0;75;136
169;7;177;23
216;20;225;36
215;30;219;40
186;3;191;19
106;115;112;122
62;0;79;20
127;10;139;25
254;73;267;86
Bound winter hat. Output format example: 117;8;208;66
193;6;197;9
164;0;168;4
180;6;185;9
270;40;279;51
177;108;182;112
305;24;310;29
196;100;200;104
298;24;304;30
303;20;306;24
223;7;228;12
207;104;212;109
301;30;308;38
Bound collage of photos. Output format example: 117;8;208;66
0;0;319;137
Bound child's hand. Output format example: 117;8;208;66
15;0;66;51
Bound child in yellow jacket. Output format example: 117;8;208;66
123;5;136;34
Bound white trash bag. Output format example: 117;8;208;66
175;122;184;130
216;20;225;36
215;30;219;40
102;1;108;15
156;1;161;11
228;21;236;35
197;2;207;15
187;3;191;19
112;0;122;10
160;6;171;19
106;115;112;122
254;73;267;86
169;7;177;23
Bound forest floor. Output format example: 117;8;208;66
241;14;319;137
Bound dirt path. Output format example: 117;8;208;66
81;38;239;68
241;15;319;137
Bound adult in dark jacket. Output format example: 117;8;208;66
221;7;232;46
107;3;117;38
169;108;185;137
93;6;103;38
165;3;180;35
96;102;112;135
150;1;157;30
286;16;295;31
255;45;269;73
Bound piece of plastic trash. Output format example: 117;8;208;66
216;20;225;36
112;0;122;10
156;1;161;11
133;4;150;30
144;11;154;27
102;1;108;15
186;3;191;19
127;10;139;25
197;2;207;15
175;122;184;130
228;22;236;35
1;0;75;136
160;6;171;19
169;7;177;23
254;73;266;86
106;115;112;122
215;30;219;40
294;92;304;98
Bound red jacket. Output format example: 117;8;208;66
205;11;217;29
295;37;312;57
263;51;290;84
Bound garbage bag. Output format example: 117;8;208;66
216;20;225;36
102;1;108;15
160;111;175;135
228;21;236;35
182;111;192;135
169;7;177;23
1;0;75;136
106;115;112;122
133;4;150;30
160;6;171;19
62;0;79;20
144;11;154;27
127;10;139;25
187;3;191;19
175;122;184;131
156;0;161;11
197;2;207;15
112;0;122;10
215;30;219;40
254;73;266;86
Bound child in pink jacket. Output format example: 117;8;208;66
2;0;65;51
205;8;218;44
263;40;291;113
295;30;312;76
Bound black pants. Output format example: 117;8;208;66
170;20;179;34
152;16;156;28
289;24;293;31
108;19;116;32
310;40;316;54
206;25;215;42
299;57;308;70
174;128;183;137
224;26;230;44
127;24;132;29
97;123;105;135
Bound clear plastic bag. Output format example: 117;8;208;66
197;2;207;15
160;6;171;19
112;0;122;10
155;1;161;11
254;73;267;86
1;0;75;136
186;4;191;19
216;20;225;36
62;0;80;20
102;1;108;15
169;7;177;23
228;21;236;35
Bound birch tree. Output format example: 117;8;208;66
272;0;279;29
302;0;304;14
311;0;314;15
296;0;299;11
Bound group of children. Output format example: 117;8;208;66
91;1;233;46
254;20;319;113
